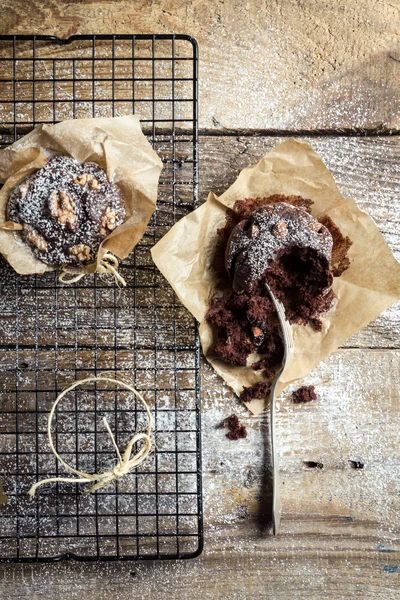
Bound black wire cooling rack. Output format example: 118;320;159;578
0;34;202;562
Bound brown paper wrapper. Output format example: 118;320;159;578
0;115;163;277
151;139;400;416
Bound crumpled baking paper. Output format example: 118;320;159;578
151;139;400;415
0;115;163;277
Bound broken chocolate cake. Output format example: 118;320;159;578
206;195;352;402
7;155;126;266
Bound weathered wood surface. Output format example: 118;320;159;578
0;136;399;598
1;1;400;597
1;0;400;131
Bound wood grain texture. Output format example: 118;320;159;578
0;136;399;598
1;0;400;131
0;3;400;594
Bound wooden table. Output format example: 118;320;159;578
1;2;399;598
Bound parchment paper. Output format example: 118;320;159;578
151;139;400;415
0;115;163;276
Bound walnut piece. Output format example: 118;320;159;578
48;191;60;218
73;174;88;185
89;177;100;190
73;173;100;189
247;224;259;239
19;183;29;199
70;244;91;263
99;206;117;237
272;220;288;238
24;225;48;252
48;191;77;231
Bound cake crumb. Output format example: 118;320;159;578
292;385;317;403
222;414;248;440
234;195;313;218
349;460;364;470
240;381;271;403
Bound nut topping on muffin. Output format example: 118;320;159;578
48;190;77;232
24;225;48;252
70;244;92;263
7;155;126;266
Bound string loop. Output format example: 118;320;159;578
28;376;152;497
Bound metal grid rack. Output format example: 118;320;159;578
0;34;202;562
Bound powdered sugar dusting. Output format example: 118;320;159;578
227;202;333;291
7;156;125;266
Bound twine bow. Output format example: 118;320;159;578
28;376;152;497
59;251;127;287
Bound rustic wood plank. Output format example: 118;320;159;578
0;551;398;599
1;1;400;131
0;137;397;351
199;135;400;349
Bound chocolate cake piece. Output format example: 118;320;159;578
226;202;333;295
225;202;335;328
292;385;317;403
7;155;126;266
234;194;313;219
206;195;352;403
206;291;284;373
240;381;271;403
318;215;352;277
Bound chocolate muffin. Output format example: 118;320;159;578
225;202;334;324
7;155;126;266
206;195;352;402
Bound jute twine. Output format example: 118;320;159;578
28;376;152;497
59;251;127;287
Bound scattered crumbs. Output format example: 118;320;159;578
349;460;364;469
292;385;318;403
222;414;248;440
240;381;271;403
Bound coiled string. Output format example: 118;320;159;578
28;376;152;497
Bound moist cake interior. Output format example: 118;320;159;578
206;195;352;401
